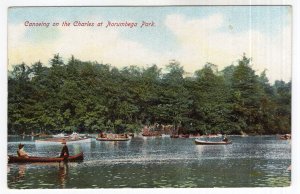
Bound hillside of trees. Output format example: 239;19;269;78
8;54;291;135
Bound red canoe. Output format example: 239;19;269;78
8;152;84;163
195;139;232;145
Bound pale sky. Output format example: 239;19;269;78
8;6;291;83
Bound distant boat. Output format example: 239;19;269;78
179;134;190;138
8;152;84;163
207;134;221;138
53;133;68;138
195;139;232;145
96;137;130;141
37;133;53;138
70;132;79;139
142;133;161;137
35;137;91;144
279;134;291;140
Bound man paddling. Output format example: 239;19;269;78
60;139;69;160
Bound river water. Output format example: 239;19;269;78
7;135;291;189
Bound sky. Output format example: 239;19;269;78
8;6;291;83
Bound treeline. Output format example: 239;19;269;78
8;54;291;135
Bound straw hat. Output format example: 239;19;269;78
18;143;24;149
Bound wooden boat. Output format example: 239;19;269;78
35;137;91;144
8;152;84;163
195;139;232;145
96;137;130;141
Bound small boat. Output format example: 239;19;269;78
8;152;84;163
195;139;232;145
53;133;68;138
207;134;220;138
96;137;130;141
279;134;291;140
35;137;91;144
37;133;53;138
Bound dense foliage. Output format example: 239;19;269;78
8;54;291;135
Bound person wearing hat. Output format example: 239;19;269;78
17;144;29;158
59;139;69;158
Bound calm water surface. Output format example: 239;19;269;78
7;135;291;188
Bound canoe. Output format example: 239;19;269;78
195;139;232;145
96;137;130;141
8;152;84;163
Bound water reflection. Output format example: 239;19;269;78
58;163;68;188
14;164;26;182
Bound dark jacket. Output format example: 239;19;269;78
60;145;69;157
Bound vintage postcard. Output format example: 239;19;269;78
6;4;292;190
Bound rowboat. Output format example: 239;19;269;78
96;137;130;141
52;133;68;138
35;137;91;144
8;152;84;163
279;134;291;140
195;139;232;145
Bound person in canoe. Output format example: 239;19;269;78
60;139;69;160
222;135;229;142
17;143;29;158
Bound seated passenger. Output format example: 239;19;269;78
222;135;229;142
17;144;29;158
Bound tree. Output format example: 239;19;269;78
7;54;291;135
